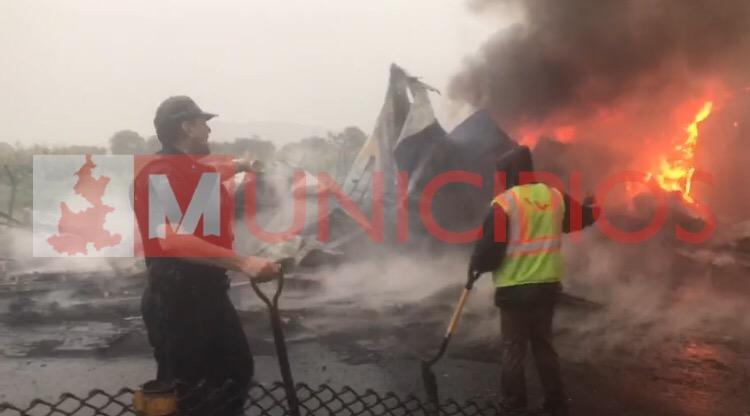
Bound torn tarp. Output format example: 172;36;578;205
341;63;439;204
338;64;517;250
238;64;519;266
391;110;516;249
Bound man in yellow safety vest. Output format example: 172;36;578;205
469;146;598;416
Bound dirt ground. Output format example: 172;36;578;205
1;271;749;416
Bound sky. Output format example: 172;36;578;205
0;0;505;147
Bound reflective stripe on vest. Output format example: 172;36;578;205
491;183;565;288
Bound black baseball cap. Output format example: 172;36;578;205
153;96;217;130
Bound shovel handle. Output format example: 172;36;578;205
444;288;470;338
248;267;301;416
443;270;479;337
249;265;284;310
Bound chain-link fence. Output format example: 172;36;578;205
0;382;502;416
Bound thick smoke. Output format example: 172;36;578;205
444;0;750;355
448;0;750;220
450;0;750;127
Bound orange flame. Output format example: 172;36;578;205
651;101;713;203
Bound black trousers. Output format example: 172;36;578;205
499;301;566;412
141;270;253;416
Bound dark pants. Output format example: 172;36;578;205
499;301;566;413
141;268;253;416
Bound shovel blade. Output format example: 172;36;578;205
421;360;439;405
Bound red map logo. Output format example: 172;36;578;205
46;155;122;255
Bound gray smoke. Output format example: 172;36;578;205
448;0;750;352
450;0;750;126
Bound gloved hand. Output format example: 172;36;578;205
241;256;282;283
465;267;482;289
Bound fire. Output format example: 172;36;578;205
513;90;720;208
650;101;713;203
517;123;578;145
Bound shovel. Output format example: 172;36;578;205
421;270;480;408
249;269;301;416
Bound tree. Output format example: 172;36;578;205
144;135;161;153
52;145;107;155
0;142;14;162
278;136;336;173
329;126;367;178
209;136;277;160
333;126;367;150
232;136;276;161
276;127;367;178
0;143;106;225
109;130;146;154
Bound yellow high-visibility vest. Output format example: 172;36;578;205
491;183;564;288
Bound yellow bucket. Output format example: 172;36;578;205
132;381;178;416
